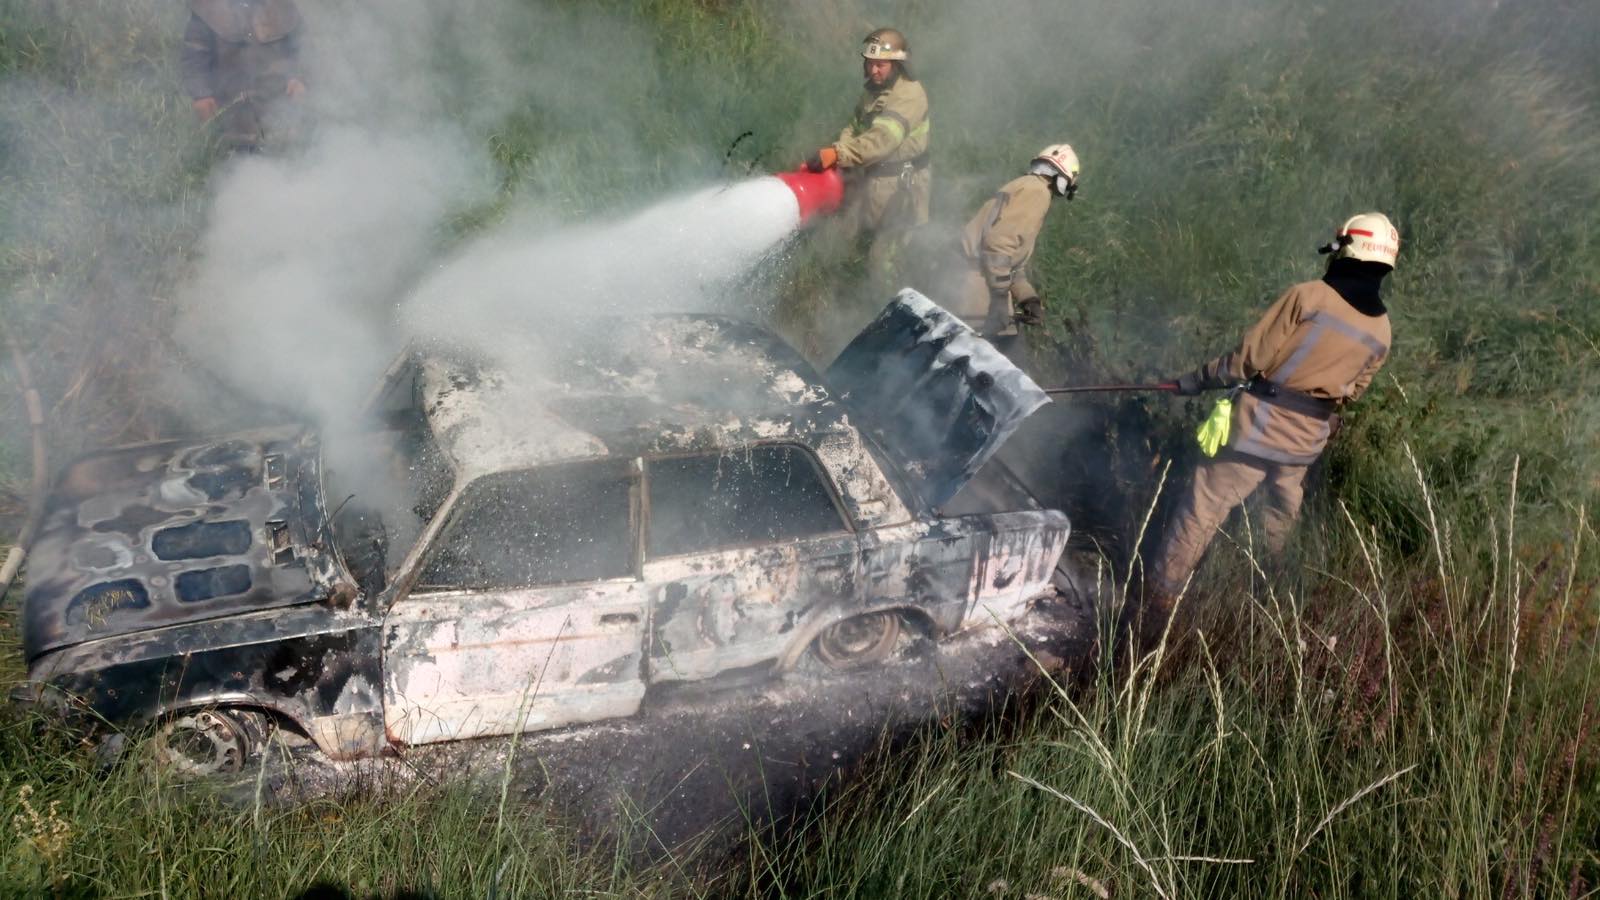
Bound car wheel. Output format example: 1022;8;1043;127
812;611;901;669
154;710;257;777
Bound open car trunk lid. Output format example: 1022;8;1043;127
824;290;1051;510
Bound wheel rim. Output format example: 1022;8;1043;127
155;711;248;776
813;611;901;669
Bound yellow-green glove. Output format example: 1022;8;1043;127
1196;396;1233;457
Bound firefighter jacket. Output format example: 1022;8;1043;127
181;0;302;103
949;174;1052;334
1196;279;1391;465
962;174;1051;300
832;74;931;234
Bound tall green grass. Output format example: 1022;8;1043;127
753;466;1599;897
0;708;684;895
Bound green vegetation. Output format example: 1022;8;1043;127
1;717;681;895
759;493;1600;897
2;0;1598;895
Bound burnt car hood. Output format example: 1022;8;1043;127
825;290;1051;510
22;426;346;660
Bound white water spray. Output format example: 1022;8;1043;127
402;173;832;354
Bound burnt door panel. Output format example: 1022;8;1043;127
381;460;648;745
383;582;647;744
642;445;857;682
644;537;857;682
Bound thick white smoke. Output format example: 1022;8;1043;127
171;0;817;429
175;128;489;424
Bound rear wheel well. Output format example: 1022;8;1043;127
893;606;938;639
780;605;940;671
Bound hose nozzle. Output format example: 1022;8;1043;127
774;168;845;225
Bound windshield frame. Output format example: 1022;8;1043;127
323;353;460;595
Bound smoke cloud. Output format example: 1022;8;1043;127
175;128;488;425
169;0;820;429
2;0;1596;489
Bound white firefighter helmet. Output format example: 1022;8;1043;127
1029;144;1080;198
861;28;910;61
1326;212;1400;268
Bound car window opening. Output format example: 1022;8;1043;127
415;460;633;591
647;445;846;559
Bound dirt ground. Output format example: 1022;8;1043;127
235;571;1100;865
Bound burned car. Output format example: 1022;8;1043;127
20;292;1069;772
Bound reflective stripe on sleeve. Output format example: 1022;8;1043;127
1228;307;1382;462
873;113;908;142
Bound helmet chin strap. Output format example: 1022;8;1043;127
1053;175;1077;199
1318;234;1354;255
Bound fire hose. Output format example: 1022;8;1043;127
1044;381;1247;457
0;328;47;600
1043;382;1179;395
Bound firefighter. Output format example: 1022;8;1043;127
1131;212;1399;652
803;27;931;279
952;144;1079;358
181;0;306;152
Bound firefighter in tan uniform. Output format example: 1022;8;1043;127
1131;213;1400;650
181;0;306;152
804;28;931;278
953;144;1079;356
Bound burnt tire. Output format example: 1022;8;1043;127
812;611;901;670
153;709;265;777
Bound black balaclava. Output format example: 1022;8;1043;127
1322;257;1390;317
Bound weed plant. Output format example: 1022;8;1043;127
0;0;1597;896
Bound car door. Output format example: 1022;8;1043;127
642;444;858;683
382;459;649;746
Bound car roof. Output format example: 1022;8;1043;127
418;315;853;479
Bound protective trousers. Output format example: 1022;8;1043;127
954;268;1012;336
850;166;931;286
1150;450;1308;593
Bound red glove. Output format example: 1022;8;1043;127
803;147;839;172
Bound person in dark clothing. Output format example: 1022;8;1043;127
180;0;305;151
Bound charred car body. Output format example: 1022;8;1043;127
20;292;1069;771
